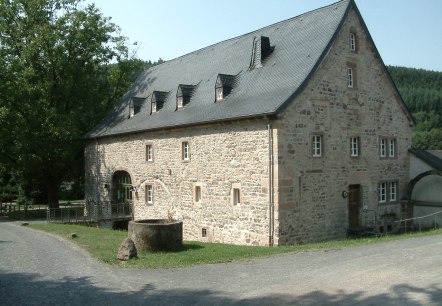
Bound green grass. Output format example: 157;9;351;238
29;223;442;269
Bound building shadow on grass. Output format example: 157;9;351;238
1;271;441;306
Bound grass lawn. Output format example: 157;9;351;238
29;223;442;269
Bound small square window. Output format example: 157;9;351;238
215;87;223;101
182;141;190;161
146;185;153;204
347;67;353;88
194;186;202;203
146;144;153;162
350;137;359;157
202;228;207;237
312;135;322;157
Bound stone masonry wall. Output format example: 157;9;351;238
85;119;272;246
274;7;413;244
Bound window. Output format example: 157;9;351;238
380;138;387;157
215;87;223;101
378;182;387;203
347;67;353;88
177;96;184;109
350;32;356;51
145;185;153;204
194;186;202;203
201;228;207;237
146;144;153;162
312;135;322;157
380;137;396;158
389;139;396;157
129;98;144;118
379;181;398;203
389;182;397;202
151;101;157;113
233;188;241;205
350;137;360;157
182;141;190;161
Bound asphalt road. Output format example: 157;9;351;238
1;220;441;306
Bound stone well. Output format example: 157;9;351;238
128;220;183;252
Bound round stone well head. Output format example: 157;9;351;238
128;219;183;252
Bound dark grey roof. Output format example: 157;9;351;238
410;147;442;171
87;0;353;138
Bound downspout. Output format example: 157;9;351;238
267;121;274;246
95;138;100;204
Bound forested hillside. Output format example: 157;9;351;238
387;66;442;149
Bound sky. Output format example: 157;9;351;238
84;0;442;72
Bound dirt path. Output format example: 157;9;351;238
1;220;441;305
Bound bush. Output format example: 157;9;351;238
0;185;18;203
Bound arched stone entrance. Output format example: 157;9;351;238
112;171;133;204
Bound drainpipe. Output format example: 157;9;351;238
267;121;274;246
95;138;100;204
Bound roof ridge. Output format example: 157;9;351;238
153;0;351;68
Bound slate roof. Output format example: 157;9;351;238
410;147;442;171
87;0;359;138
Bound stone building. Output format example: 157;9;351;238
85;0;414;246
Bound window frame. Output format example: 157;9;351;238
378;182;387;203
146;144;153;162
215;87;223;101
312;135;322;157
389;181;397;202
389;139;396;158
347;67;353;88
350;137;360;157
151;101;157;113
182;141;190;161
177;96;184;109
350;32;356;52
145;184;153;205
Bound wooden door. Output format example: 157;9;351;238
348;185;361;228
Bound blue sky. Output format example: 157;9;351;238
85;0;442;71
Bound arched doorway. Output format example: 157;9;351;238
112;171;133;203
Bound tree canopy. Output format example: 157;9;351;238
387;66;442;150
0;0;147;207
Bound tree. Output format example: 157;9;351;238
0;0;144;207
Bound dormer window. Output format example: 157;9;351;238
128;97;144;118
249;36;274;70
215;74;237;102
215;87;223;101
150;91;169;114
176;84;196;110
177;96;183;109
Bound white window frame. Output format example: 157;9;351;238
389;182;397;202
350;137;359;157
350;32;356;51
151;101;157;113
379;182;387;203
129;104;135;118
146;144;153;162
182;141;190;161
145;185;153;204
380;138;387;157
389;139;396;158
312;135;322;157
347;67;353;88
215;87;223;101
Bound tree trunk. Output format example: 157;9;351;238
47;181;60;209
